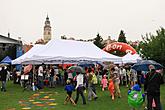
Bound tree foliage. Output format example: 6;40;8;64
93;33;105;49
139;27;165;66
118;30;127;43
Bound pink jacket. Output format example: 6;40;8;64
101;78;108;88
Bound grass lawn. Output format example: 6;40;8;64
0;81;165;110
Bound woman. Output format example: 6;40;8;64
74;71;86;105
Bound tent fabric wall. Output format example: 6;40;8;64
122;53;142;64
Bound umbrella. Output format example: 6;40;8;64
24;64;32;74
132;60;164;71
68;66;85;73
78;62;95;68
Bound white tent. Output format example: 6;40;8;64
22;39;122;64
12;44;44;64
122;53;142;64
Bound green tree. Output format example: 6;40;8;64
139;27;165;66
133;41;144;57
118;30;127;43
93;33;105;49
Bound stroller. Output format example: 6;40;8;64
128;84;145;110
21;64;34;91
21;74;32;92
21;74;32;91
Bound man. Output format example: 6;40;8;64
113;66;121;98
37;64;44;89
49;65;55;87
144;65;164;110
88;68;98;101
0;66;8;92
130;69;137;87
119;66;126;86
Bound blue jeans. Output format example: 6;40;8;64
37;76;44;89
49;77;54;87
88;83;97;100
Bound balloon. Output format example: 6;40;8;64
103;42;137;54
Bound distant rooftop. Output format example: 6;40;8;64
0;34;21;44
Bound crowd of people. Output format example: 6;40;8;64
0;63;164;110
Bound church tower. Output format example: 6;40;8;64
43;15;51;43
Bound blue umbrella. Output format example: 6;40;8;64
78;62;95;68
132;60;164;71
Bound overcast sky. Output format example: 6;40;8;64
0;0;164;43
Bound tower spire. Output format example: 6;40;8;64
43;15;52;43
46;14;49;20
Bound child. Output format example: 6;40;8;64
101;75;108;91
108;78;115;100
128;84;145;110
64;79;76;105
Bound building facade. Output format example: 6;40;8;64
0;34;22;61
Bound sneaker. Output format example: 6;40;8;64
64;102;67;105
118;96;121;98
94;97;98;100
112;96;114;100
144;107;147;110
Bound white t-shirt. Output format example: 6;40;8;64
130;69;137;81
122;68;126;76
38;66;43;77
54;69;59;75
75;74;84;89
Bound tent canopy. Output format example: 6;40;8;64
1;56;12;64
12;44;44;64
21;39;122;64
122;53;142;64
